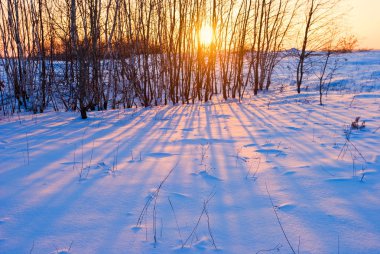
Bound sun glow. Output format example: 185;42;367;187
199;24;213;46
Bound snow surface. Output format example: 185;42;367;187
1;52;380;254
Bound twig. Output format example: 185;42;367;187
338;134;366;164
360;173;366;182
256;243;282;254
136;163;178;227
349;95;356;107
246;157;261;180
153;196;158;247
29;241;35;254
200;143;210;165
168;197;184;246
87;138;95;170
81;129;86;173
265;182;296;254
235;146;244;168
112;140;120;173
347;140;366;162
68;241;73;251
320;166;335;177
182;190;216;248
204;203;217;249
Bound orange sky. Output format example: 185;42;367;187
346;0;380;49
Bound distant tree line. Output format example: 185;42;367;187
0;0;355;118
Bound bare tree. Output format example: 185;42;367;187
295;0;341;94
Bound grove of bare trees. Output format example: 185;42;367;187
0;0;352;118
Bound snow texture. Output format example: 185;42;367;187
1;51;380;253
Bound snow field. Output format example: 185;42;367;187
1;88;380;253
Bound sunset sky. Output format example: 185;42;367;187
346;0;380;49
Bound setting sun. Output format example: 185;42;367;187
199;24;213;46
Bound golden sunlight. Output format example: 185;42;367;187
199;24;213;46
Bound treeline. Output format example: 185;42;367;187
0;0;352;118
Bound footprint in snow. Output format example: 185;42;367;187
193;237;212;250
326;177;364;184
51;250;71;254
97;162;112;171
285;126;302;131
179;138;235;145
244;143;258;147
283;171;296;176
97;161;106;167
257;129;270;133
256;148;287;157
191;170;222;182
60;162;76;165
374;155;380;164
276;203;296;212
170;192;191;200
145;152;173;158
181;128;194;132
130;226;143;233
0;217;10;224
